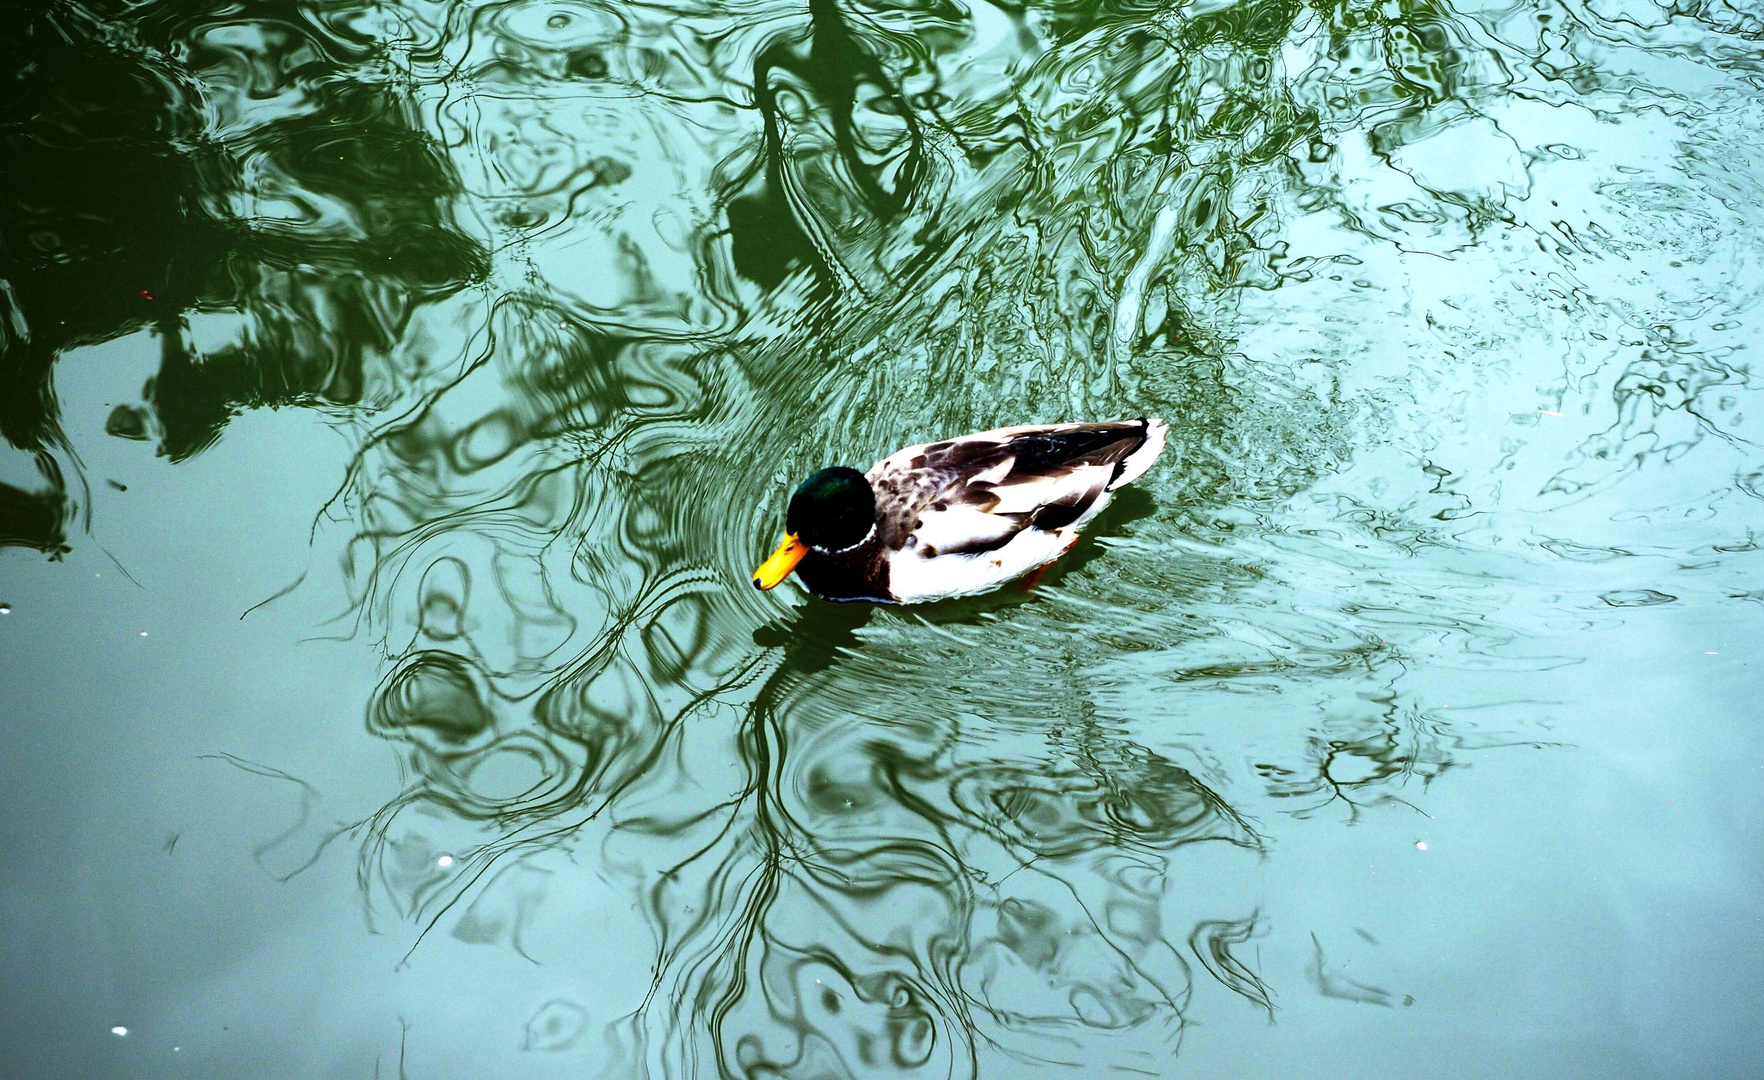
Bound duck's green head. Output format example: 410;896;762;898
753;467;875;590
788;467;874;550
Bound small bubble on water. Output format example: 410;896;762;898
548;12;570;27
139;631;149;637
1415;841;1428;851
436;854;455;868
0;603;11;614
111;1026;128;1037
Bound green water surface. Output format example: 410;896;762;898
2;0;1761;1076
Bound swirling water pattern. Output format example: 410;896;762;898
2;0;1762;1076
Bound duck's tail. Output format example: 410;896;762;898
1107;417;1167;489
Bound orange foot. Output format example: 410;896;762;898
1021;563;1051;592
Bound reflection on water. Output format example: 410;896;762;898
6;0;1764;1074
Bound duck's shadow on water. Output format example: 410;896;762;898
751;487;1161;646
751;597;874;673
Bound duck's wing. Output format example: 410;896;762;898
867;418;1167;556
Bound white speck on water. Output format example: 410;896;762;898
1416;841;1429;851
139;631;149;637
111;1026;128;1037
0;602;11;614
436;854;455;868
1705;651;1719;655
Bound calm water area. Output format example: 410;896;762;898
2;0;1762;1076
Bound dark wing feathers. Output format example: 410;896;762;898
927;421;1150;485
1029;497;1091;531
1002;426;1147;478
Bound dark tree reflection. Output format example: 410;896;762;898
0;0;484;549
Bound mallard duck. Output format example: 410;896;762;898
753;418;1167;603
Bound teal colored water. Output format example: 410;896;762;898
2;0;1761;1076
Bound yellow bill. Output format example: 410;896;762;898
752;533;807;590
